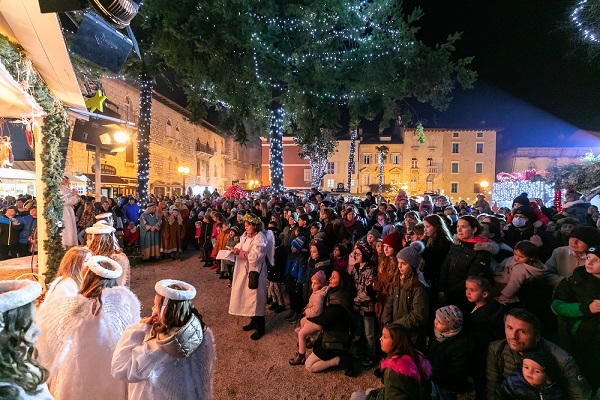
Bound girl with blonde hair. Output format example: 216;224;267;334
86;222;130;286
41;246;91;309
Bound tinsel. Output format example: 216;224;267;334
496;169;545;183
224;184;246;199
0;34;68;282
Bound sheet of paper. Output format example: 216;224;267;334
216;249;236;262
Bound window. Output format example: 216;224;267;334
452;143;459;154
426;178;433;192
451;162;459;174
326;179;335;188
475;163;483;174
327;162;335;175
452;132;459;138
362;174;370;185
350;179;356;188
196;159;201;176
410;177;417;191
477;132;484;138
166;119;173;137
126;141;134;163
476;143;484;154
427;157;433;166
304;169;312;182
451;183;458;193
411;158;418;169
474;183;481;193
390;154;400;164
175;125;181;140
362;154;372;164
124;96;133;119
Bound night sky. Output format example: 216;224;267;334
409;0;600;151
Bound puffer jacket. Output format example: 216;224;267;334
0;216;23;246
428;330;472;394
486;338;594;400
562;200;591;226
368;354;432;400
439;237;496;311
494;370;564;400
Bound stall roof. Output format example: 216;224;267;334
0;61;44;118
0;167;36;180
0;0;85;110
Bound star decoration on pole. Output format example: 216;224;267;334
85;90;107;113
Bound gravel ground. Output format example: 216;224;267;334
129;250;380;400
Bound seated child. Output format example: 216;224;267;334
123;222;139;248
330;243;349;273
289;270;328;366
493;240;549;304
494;348;564;400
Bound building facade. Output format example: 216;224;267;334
66;77;261;198
265;128;496;201
496;147;600;175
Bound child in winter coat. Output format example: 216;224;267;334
284;236;309;323
493;240;549;304
494;348;564;400
428;305;471;399
331;243;349;272
222;226;240;286
289;270;328;366
350;323;432;400
465;276;505;400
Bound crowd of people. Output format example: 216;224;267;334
1;184;600;399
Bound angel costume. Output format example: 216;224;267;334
36;286;141;400
111;320;216;400
228;231;268;317
38;276;78;312
60;184;79;248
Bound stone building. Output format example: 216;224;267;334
65;77;261;198
496;147;600;175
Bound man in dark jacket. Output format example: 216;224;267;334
487;308;595;400
0;206;23;260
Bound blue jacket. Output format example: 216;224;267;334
123;203;140;224
0;216;23;246
284;251;308;283
15;214;36;245
495;370;564;400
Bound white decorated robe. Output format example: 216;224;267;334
111;320;216;400
36;286;141;400
228;231;268;317
60;185;79;248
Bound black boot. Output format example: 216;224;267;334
250;316;265;340
269;302;279;311
242;317;256;331
219;272;227;279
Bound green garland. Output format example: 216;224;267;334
0;34;69;282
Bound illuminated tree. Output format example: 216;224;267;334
295;128;338;189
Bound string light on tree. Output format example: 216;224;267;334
490;181;555;209
136;74;152;208
269;105;285;193
347;128;358;193
376;145;389;201
571;0;600;44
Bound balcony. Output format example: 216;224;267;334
427;166;438;174
196;142;214;158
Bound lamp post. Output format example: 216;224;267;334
178;166;190;196
480;180;489;194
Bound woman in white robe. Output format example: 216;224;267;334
60;176;79;248
229;213;269;340
112;279;216;400
0;280;53;400
37;256;140;400
40;246;91;311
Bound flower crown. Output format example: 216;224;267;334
243;213;262;226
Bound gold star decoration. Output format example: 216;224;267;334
85;90;107;113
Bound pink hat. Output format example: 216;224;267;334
311;270;326;287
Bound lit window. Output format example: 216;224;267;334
362;154;372;164
411;158;418;169
390;154;400;164
327;179;335;188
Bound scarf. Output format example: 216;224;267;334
434;327;461;342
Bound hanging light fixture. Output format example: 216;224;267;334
89;0;139;28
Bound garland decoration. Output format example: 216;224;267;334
0;34;69;282
416;122;426;144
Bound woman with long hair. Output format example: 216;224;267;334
112;279;216;399
229;213;270;340
37;256;140;400
41;246;92;309
350;324;432;400
0;280;51;399
438;215;497;313
421;215;453;296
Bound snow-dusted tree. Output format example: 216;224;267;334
295;128;338;189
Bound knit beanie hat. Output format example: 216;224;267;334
570;226;600;247
382;230;403;254
291;236;306;251
367;229;382;240
522;349;560;381
586;244;600;259
396;241;424;269
290;212;299;223
311;270;327;287
436;305;463;330
512;192;529;207
354;242;373;261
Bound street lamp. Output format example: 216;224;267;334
178;166;190;196
480;180;489;195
